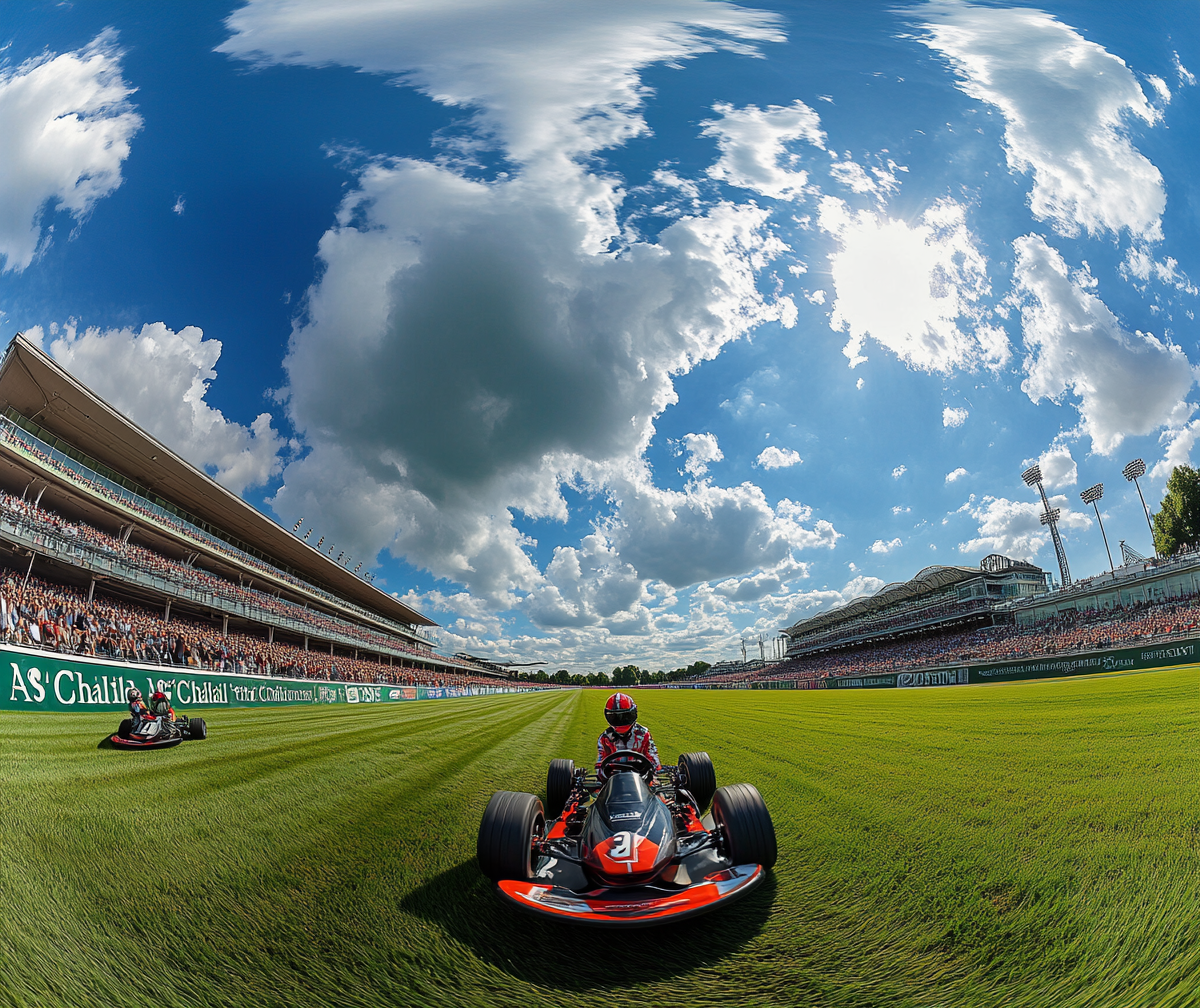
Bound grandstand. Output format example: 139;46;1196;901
783;554;1049;657
0;335;499;685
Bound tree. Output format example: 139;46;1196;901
1154;464;1200;556
610;665;641;686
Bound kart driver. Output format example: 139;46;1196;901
596;692;660;775
149;690;176;721
126;687;149;728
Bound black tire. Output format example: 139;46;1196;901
477;791;545;882
678;751;716;811
546;758;574;817
187;718;207;740
117;719;133;740
712;783;777;869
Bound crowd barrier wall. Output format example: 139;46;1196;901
0;643;540;713
755;638;1200;691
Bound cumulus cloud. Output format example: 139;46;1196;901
870;537;902;553
819;196;1008;372
31;322;285;494
0;30;141;273
755;445;802;469
943;406;968;427
958;493;1089;560
1152;420;1200;479
221;0;825;615
945;467;968;483
702;99;825;199
1012;234;1194;454
892;465;907;479
1029;444;1078;489
920;1;1165;240
680;432;723;477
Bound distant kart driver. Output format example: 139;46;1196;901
126;687;149;728
149;690;176;721
596;692;660;776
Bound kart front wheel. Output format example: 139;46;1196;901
678;751;716;811
713;783;777;869
477;791;545;882
546;759;574;816
117;719;133;740
187;718;207;740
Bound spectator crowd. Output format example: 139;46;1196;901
698;595;1200;686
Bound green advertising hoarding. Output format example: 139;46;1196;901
774;640;1200;691
1;644;530;713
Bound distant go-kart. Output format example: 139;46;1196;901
477;749;776;926
110;711;208;750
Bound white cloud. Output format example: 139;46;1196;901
780;574;885;629
828;157;902;199
819;196;1007;372
855;377;864;390
945;467;968;483
222;0;821;613
1029;444;1078;489
1145;75;1171;103
1152;419;1200;479
958;493;1089;561
701;99;825;200
892;505;910;514
1012;234;1194;455
892;465;907;479
0;30;141;273
870;537;902;553
943;406;968;428
1173;52;1196;88
1120;245;1198;296
31;322;285;494
806;289;826;305
920;1;1165;240
172;195;186;216
680;432;723;476
755;445;802;469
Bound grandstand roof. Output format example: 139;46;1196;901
0;335;435;628
785;556;1042;637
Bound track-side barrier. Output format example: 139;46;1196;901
0;643;543;713
752;638;1200;690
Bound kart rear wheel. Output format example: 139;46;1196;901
117;719;133;740
477;791;546;882
712;783;777;869
678;751;716;811
187;718;207;740
546;758;574;817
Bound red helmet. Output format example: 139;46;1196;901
604;692;637;733
150;691;171;716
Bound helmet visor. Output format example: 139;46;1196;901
605;705;637;728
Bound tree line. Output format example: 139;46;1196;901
512;660;711;686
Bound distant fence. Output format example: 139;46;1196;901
1;644;542;713
752;638;1200;691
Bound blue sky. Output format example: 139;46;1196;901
1;1;1197;673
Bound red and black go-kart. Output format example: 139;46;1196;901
110;712;208;750
477;749;776;926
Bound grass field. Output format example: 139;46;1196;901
2;670;1200;1008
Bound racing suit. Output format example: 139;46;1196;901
596;723;661;773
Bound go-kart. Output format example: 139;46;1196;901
110;712;208;750
477;749;776;926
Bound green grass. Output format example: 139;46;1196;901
2;670;1200;1008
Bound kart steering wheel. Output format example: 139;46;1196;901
598;750;655;778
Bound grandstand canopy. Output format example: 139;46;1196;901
785;556;1043;638
0;335;435;628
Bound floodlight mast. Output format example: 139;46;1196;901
1022;464;1071;587
1122;458;1157;556
1080;483;1114;573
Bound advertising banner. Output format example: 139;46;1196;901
1;644;532;713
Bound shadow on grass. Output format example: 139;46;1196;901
401;859;775;989
97;734;119;749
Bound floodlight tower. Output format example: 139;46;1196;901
1022;464;1071;587
1122;458;1157;556
1080;483;1114;573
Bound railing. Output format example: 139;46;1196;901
0;415;422;640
